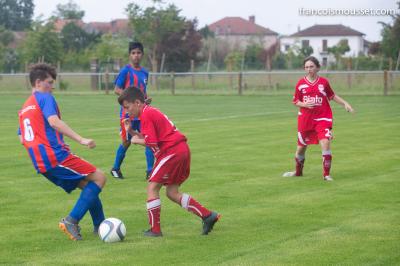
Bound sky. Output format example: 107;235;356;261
33;0;399;41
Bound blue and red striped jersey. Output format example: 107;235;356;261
114;64;148;97
115;64;149;120
18;91;70;173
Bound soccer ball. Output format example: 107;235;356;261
98;218;126;243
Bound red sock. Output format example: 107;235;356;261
322;154;332;177
295;157;305;176
146;198;161;233
180;194;211;218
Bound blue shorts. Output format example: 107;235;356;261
42;154;96;193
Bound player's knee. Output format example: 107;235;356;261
166;189;180;203
122;140;131;149
89;170;107;189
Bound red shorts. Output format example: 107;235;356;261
148;142;191;185
297;122;333;146
43;154;97;193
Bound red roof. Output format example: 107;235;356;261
291;24;364;37
53;19;85;32
208;16;277;36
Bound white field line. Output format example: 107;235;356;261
84;110;294;133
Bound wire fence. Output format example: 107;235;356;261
0;71;399;96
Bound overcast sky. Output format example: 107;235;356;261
33;0;399;41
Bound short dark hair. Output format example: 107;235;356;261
29;63;57;86
129;42;144;53
118;87;145;106
303;56;321;68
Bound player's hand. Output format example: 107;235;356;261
123;118;131;132
145;97;152;105
344;103;354;113
131;135;141;144
80;138;96;149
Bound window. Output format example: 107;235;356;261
322;57;328;67
322;40;328;51
285;45;290;51
302;40;309;48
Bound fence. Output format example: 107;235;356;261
0;71;399;95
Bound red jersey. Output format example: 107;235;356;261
293;76;335;132
140;105;187;158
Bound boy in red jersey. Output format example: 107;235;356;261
283;56;354;181
118;87;220;236
18;63;106;240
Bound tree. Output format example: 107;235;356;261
0;0;34;30
54;0;85;20
61;22;101;52
126;1;202;73
20;23;63;64
379;2;400;61
199;25;214;39
299;46;314;57
160;19;202;72
244;44;264;70
91;34;127;65
0;26;16;72
328;39;350;63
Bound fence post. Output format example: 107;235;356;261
90;58;99;90
238;72;243;95
57;61;61;90
105;67;110;95
170;72;175;95
191;59;195;90
347;58;352;89
383;70;388;96
25;62;30;90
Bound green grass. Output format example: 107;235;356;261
0;93;399;265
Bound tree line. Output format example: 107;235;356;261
0;0;399;73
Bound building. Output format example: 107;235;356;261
280;24;368;66
208;16;278;51
53;18;131;37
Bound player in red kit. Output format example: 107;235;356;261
283;56;354;181
18;63;106;240
118;87;220;237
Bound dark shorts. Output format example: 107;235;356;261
42;154;96;193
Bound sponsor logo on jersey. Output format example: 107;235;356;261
303;95;323;105
298;84;309;93
19;105;36;115
318;84;327;96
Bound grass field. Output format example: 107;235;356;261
0;93;399;265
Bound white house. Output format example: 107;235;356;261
280;24;369;66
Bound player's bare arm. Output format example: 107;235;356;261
131;135;145;146
332;95;354;113
114;86;124;96
47;115;96;148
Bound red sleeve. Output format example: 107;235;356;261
292;80;301;104
325;79;335;100
141;112;160;154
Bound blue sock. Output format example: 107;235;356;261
145;146;154;173
69;181;101;222
89;197;105;228
113;144;128;170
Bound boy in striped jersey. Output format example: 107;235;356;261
18;63;106;240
